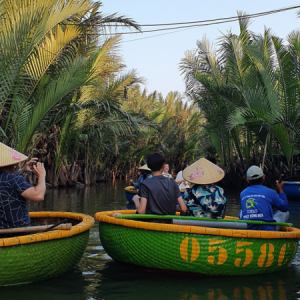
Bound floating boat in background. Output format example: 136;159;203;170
95;210;300;276
283;181;300;199
0;211;94;286
125;186;137;203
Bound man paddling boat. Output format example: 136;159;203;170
0;143;46;229
239;166;289;230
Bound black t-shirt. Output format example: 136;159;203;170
138;175;180;215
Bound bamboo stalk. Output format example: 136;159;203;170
0;223;72;235
116;214;292;227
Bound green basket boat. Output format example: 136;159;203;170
95;210;300;276
0;211;94;286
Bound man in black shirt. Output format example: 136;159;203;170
134;153;187;216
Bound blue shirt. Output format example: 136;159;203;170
240;185;288;230
133;174;153;189
183;184;227;218
0;172;32;228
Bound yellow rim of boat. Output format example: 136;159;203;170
124;186;138;194
95;210;300;239
0;212;94;247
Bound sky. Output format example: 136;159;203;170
101;1;300;99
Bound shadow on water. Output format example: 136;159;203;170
1;181;300;300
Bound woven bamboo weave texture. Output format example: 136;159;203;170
99;223;298;276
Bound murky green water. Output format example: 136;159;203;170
1;181;300;300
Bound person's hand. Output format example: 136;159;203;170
20;158;38;174
32;162;46;178
276;180;284;193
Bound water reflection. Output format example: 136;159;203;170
2;182;300;300
88;260;300;300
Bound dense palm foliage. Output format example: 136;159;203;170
0;0;143;186
180;13;300;186
119;87;204;175
0;0;204;186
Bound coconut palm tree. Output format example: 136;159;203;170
180;13;300;182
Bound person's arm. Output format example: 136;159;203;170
135;182;148;214
132;175;143;189
273;181;288;212
21;162;46;202
136;197;147;214
177;196;187;215
132;195;141;209
175;172;185;184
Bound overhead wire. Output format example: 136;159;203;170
67;4;300;36
136;5;300;26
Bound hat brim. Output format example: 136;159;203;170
0;143;28;167
138;164;151;171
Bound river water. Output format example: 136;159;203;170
2;181;300;300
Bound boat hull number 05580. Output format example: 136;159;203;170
179;237;297;267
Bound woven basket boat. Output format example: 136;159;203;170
95;210;300;276
283;181;300;199
125;186;138;203
0;211;94;286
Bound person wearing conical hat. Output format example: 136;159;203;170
129;164;152;190
0;143;46;229
182;158;227;219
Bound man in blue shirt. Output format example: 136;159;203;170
240;166;289;231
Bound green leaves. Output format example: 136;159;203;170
180;13;300;169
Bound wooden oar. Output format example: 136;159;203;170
0;223;72;235
116;214;293;227
41;218;69;232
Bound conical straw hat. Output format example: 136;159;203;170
183;158;225;185
138;164;151;171
0;142;28;167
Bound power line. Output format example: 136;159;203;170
123;27;192;43
137;5;300;27
68;4;300;36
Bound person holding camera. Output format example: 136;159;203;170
0;142;46;229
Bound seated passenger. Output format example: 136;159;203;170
0;143;46;229
182;158;226;219
133;152;187;218
239;166;289;231
129;164;152;190
162;163;172;179
175;163;190;189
